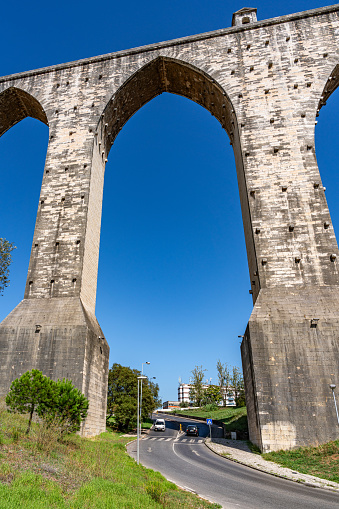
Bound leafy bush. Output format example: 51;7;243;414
236;394;246;407
203;403;219;412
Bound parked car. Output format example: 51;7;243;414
186;425;199;436
154;418;166;431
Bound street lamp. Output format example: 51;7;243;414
140;362;150;436
137;375;147;464
330;384;339;425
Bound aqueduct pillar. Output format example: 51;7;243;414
1;5;339;448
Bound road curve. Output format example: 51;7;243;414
127;414;339;509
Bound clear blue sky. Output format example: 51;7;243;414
0;0;338;403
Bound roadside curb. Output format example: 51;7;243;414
204;439;339;494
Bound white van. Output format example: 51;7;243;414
154;418;165;431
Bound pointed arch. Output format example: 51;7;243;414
316;63;339;115
0;87;48;137
97;56;238;160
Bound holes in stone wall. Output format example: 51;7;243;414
50;279;55;297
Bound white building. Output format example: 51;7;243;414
178;383;236;406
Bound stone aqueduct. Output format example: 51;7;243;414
1;5;339;452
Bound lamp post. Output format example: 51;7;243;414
137;375;147;464
330;384;339;425
140;362;150;436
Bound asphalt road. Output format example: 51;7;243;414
127;413;339;509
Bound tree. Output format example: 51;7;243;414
107;363;161;432
203;385;222;406
6;370;89;434
216;360;230;406
45;378;89;434
231;366;245;407
189;365;206;407
0;238;16;295
5;370;54;433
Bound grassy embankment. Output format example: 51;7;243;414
0;402;221;509
262;441;339;483
173;406;248;432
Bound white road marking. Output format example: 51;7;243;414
165;438;172;441
147;447;152;452
182;439;187;442
192;450;200;456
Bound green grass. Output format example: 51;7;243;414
263;440;339;483
106;416;152;431
0;400;221;508
141;417;153;430
174;406;248;432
